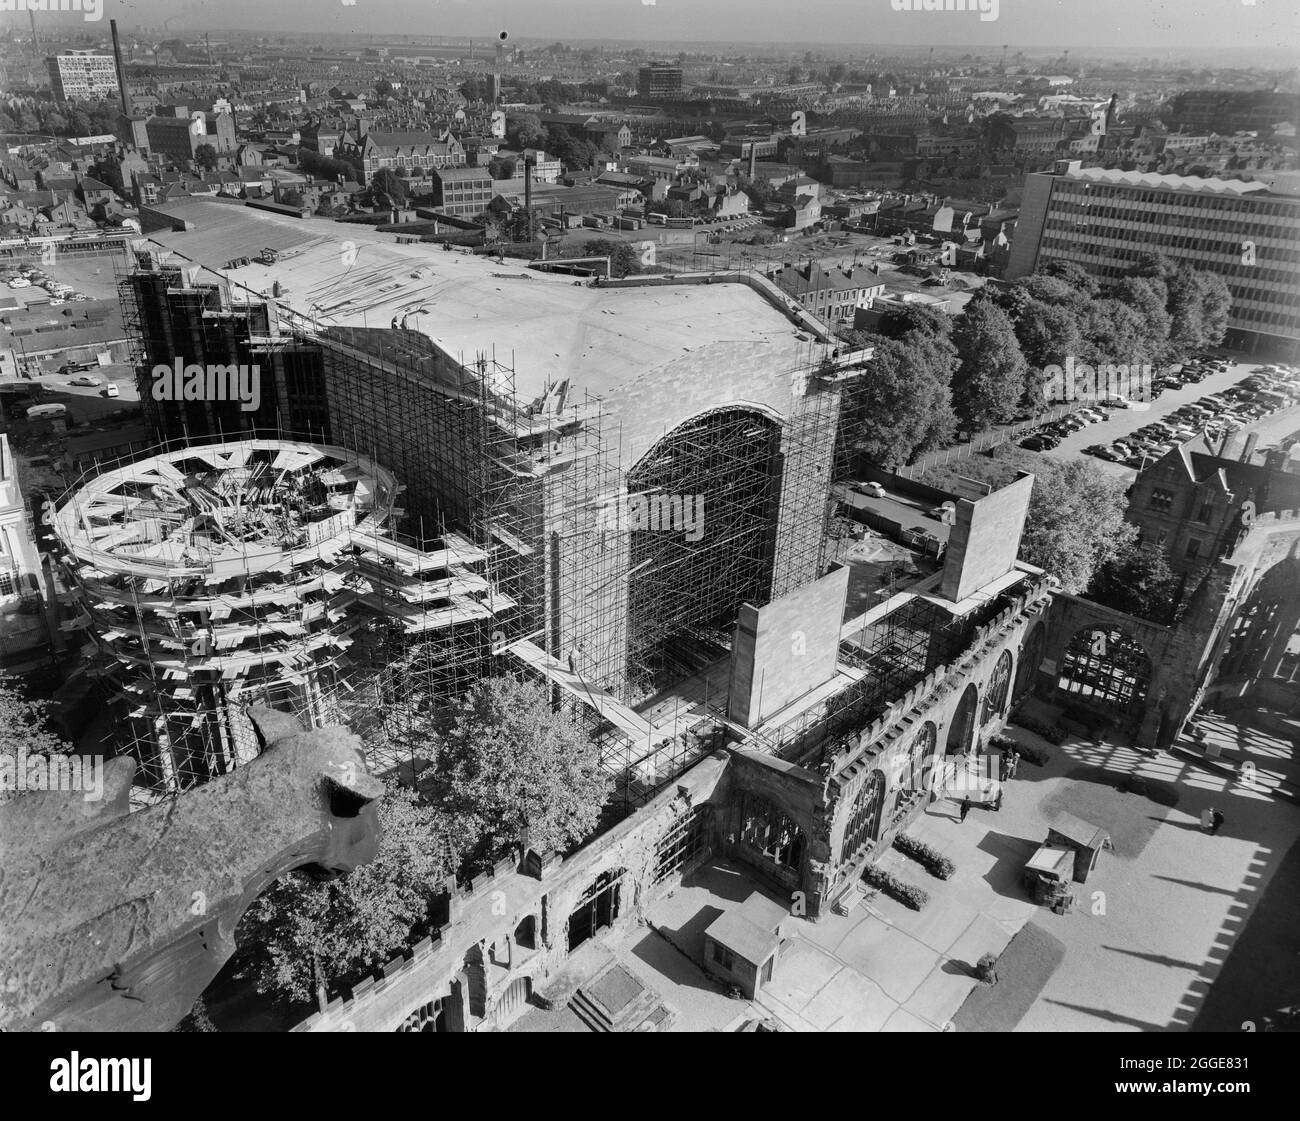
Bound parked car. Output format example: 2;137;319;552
852;481;886;498
67;374;103;387
102;382;120;398
7;277;31;288
23;403;67;419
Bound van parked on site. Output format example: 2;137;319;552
24;403;68;419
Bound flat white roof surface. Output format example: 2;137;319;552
144;199;817;398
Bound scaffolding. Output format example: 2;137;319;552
48;439;512;801
746;578;1047;768
114;249;861;816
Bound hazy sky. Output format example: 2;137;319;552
50;0;1300;52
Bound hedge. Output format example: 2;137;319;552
893;833;956;880
1004;719;1064;749
862;865;930;910
987;731;1050;766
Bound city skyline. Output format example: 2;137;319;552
15;0;1300;54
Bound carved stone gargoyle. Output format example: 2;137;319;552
0;706;383;1032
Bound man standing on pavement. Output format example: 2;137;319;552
959;796;971;823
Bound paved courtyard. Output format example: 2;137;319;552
515;712;1299;1032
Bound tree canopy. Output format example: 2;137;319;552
236;784;459;1003
839;333;956;469
0;676;73;803
951;298;1029;431
1019;458;1137;594
1086;541;1181;624
427;675;609;866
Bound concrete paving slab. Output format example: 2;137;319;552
798;961;892;1031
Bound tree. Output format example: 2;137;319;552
738;177;774;210
581;238;641;278
1128;254;1230;356
0;676;74;804
839;334;956;469
1078;297;1158;371
1016;273;1091;320
1087;542;1180;624
1108;275;1173;364
876;302;951;343
236;783;458;1003
951;299;1029;431
487;156;517;181
507;114;547;151
369;167;407;207
428;676;608;866
1037;259;1099;298
1014;299;1083;402
1019;458;1136;594
193;143;219;172
374;78;394;98
279;189;303;207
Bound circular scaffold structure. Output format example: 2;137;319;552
49;438;490;797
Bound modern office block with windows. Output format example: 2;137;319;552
1008;160;1300;355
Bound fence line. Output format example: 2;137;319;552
899;402;1080;478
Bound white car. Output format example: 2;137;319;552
68;374;103;387
7;277;31;288
851;481;887;498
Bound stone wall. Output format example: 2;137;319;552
293;752;731;1032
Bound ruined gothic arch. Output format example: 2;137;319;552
1057;624;1153;719
1015;623;1046;701
981;649;1014;724
945;682;980;755
840;769;887;862
898;720;938;808
1217;556;1300;682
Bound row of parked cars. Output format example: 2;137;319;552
1084;358;1297;467
1020;396;1136;452
3;266;92;303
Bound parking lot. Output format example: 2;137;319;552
1;363;139;427
1037;355;1299;475
2;254;122;307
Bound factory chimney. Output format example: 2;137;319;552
524;152;535;243
110;19;130;116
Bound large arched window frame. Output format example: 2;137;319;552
841;770;886;862
1057;625;1151;715
982;650;1013;724
741;793;805;871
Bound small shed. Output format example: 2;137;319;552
703;892;785;999
1046;812;1109;883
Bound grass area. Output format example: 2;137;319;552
916;445;1050;494
1038;768;1178;860
952;921;1066;1032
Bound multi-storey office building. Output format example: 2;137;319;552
47;51;120;104
637;64;684;102
1008;160;1300;356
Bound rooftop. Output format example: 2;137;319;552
140;199;824;400
1065;165;1277;196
